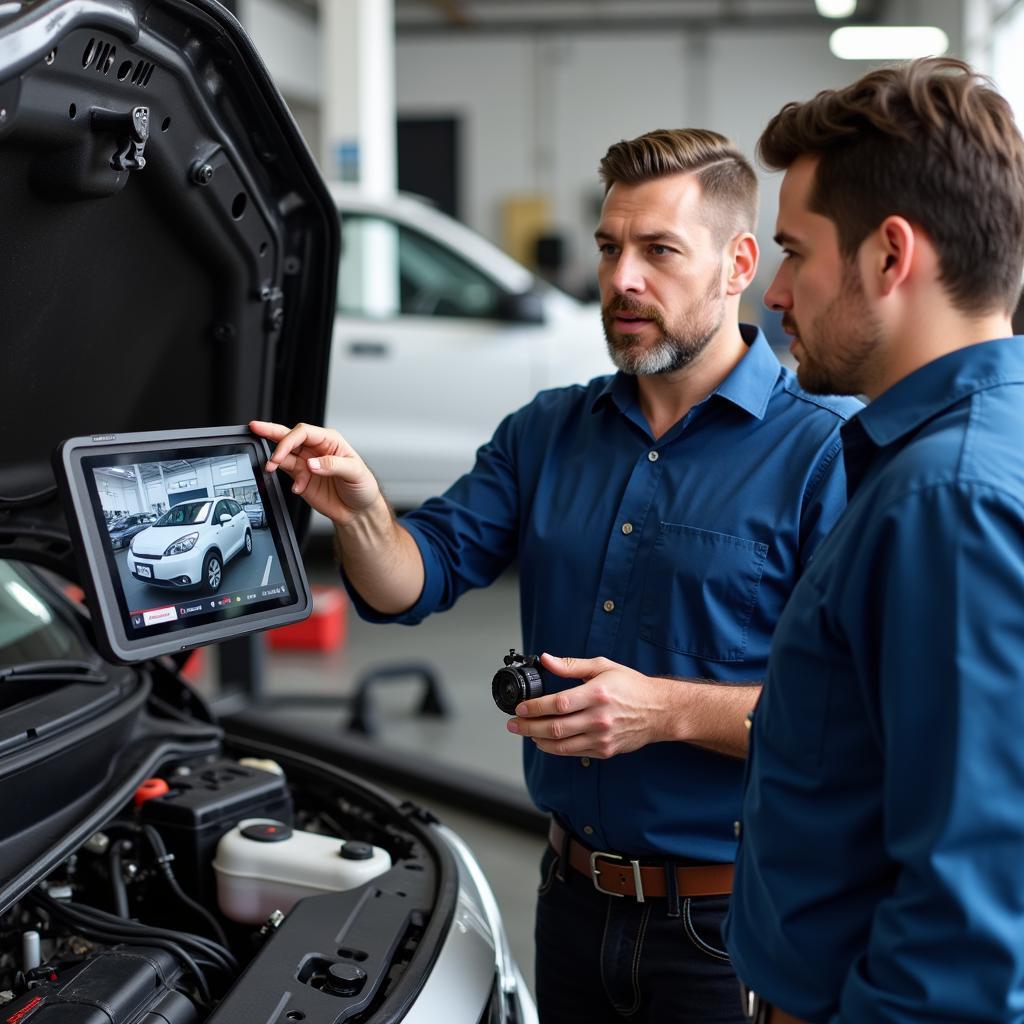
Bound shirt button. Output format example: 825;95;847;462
647;450;659;462
602;599;615;613
733;820;742;839
621;522;633;535
581;757;591;767
583;825;595;836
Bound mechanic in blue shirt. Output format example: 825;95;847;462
724;59;1024;1024
253;128;859;1024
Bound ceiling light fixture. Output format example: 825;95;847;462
816;0;857;17
829;25;949;60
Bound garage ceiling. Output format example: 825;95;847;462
396;0;887;34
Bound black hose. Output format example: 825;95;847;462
138;825;231;949
31;893;212;1005
33;892;236;976
67;901;236;975
107;840;130;919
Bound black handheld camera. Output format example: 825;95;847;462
492;649;544;715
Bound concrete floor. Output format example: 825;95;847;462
226;553;545;993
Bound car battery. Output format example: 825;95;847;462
139;759;293;904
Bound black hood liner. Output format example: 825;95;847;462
0;0;338;546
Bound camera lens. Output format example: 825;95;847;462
492;662;543;715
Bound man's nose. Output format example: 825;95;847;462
763;268;791;312
610;252;645;295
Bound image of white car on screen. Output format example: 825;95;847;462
127;497;251;592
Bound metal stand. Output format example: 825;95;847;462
211;636;450;738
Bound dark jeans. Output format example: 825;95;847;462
534;845;746;1023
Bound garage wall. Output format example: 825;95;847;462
240;0;967;296
395;0;965;295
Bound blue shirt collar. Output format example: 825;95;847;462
850;336;1024;449
591;323;780;421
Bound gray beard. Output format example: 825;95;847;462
607;319;721;376
603;264;725;377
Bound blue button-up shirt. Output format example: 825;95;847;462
726;337;1024;1022
346;326;860;860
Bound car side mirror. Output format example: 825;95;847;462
498;289;545;325
219;513;232;524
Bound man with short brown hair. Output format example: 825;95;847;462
254;127;860;1022
726;58;1024;1024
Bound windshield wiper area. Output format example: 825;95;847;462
0;660;106;683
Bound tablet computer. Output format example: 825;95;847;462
54;426;312;663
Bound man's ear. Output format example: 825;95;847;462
725;233;759;296
869;216;915;298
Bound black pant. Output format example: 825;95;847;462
534;845;746;1023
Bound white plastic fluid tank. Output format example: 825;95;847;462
213;818;392;925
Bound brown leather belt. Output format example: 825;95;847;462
548;820;733;900
760;1006;809;1024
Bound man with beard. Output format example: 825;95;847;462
725;59;1024;1024
252;128;860;1023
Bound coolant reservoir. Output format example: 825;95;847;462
213;818;392;924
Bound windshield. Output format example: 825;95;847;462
155;502;211;527
0;562;92;665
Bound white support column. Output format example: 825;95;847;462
320;0;396;196
133;467;148;514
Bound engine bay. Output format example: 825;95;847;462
0;754;443;1024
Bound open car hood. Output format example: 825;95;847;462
0;0;339;569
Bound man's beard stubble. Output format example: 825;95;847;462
786;265;883;396
602;266;725;377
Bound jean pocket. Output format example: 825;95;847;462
639;523;768;662
537;845;559;895
681;895;732;962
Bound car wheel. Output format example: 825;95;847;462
204;551;223;593
243;528;253;556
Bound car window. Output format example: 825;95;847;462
338;212;503;320
0;562;92;665
156;502;211;527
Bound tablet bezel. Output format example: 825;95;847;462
55;426;312;663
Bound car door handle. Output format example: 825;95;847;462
348;340;390;358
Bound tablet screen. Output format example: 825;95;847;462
57;428;311;661
78;442;300;643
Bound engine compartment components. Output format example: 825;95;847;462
0;752;441;1024
3;946;197;1024
213;818;392;924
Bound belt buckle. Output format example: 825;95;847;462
738;982;765;1023
588;850;644;902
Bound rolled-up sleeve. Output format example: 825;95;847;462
340;409;524;625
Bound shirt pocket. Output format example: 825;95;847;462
638;523;768;663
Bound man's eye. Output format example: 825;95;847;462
781;249;798;261
650;245;670;256
598;244;618;256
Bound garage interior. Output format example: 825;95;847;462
156;0;1024;999
5;0;1023;1013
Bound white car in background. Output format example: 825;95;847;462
128;498;252;592
325;185;613;513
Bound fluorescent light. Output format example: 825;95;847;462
816;0;856;17
829;26;949;60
